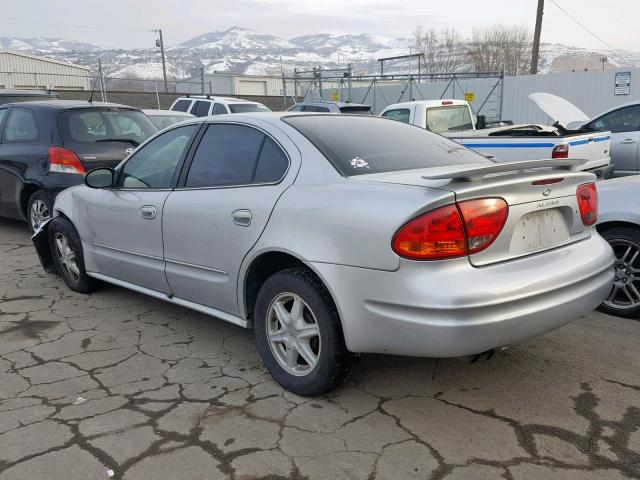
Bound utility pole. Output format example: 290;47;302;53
200;67;205;95
152;29;168;92
531;0;544;75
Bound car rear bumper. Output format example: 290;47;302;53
309;233;614;357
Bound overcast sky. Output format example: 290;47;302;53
0;0;636;51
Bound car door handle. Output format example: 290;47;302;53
140;205;157;219
231;209;252;226
622;139;638;144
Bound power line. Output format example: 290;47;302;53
548;0;618;51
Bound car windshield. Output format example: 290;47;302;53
425;106;473;133
228;104;271;113
60;109;158;144
283;115;490;176
147;114;192;130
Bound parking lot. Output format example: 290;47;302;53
0;217;638;480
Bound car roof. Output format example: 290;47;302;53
293;101;371;108
0;89;59;97
383;100;469;110
143;109;194;116
2;100;140;110
174;96;264;105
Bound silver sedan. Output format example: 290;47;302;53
33;113;614;395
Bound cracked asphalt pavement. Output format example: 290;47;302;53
1;218;639;480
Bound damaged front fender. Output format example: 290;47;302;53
31;218;57;274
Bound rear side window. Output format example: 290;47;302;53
60;109;157;144
4;108;38;142
185;124;287;187
382;109;410;123
191;101;211;117
283;115;489;177
171;99;191;112
212;103;228;115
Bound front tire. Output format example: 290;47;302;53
599;226;640;319
48;217;99;294
253;268;355;396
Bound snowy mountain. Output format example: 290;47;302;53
2;27;639;81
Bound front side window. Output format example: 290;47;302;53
425;106;473;133
60;109;157;145
382;109;410;123
283;115;489;177
116;125;197;189
171;99;192;112
191;101;211;117
586;105;640;133
4;108;38;142
185;124;287;187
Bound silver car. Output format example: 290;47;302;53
33;113;614;395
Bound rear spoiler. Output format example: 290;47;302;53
421;159;587;182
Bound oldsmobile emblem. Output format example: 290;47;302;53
125;147;134;155
542;188;551;197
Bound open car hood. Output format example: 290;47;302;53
529;92;590;127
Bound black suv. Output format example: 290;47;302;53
0;100;158;231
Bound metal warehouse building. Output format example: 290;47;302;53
0;50;90;90
176;72;283;96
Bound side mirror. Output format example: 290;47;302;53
476;115;486;130
85;167;115;189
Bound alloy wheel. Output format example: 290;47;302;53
604;239;640;311
53;232;80;282
30;199;50;231
266;292;321;376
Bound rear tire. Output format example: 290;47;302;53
27;190;53;233
598;226;640;319
48;217;99;294
253;268;355;396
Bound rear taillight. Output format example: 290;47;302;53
392;198;508;260
48;147;85;174
576;183;597;226
458;198;509;254
552;144;569;159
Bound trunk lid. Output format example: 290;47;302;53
353;160;595;267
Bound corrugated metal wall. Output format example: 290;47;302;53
343;68;639;123
0;52;90;90
176;74;284;96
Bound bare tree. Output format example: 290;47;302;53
414;26;464;74
466;24;532;75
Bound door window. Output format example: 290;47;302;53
382;109;410;123
191;101;211;117
212;103;228;115
4;108;38;142
185;124;288;187
171;99;192;112
0;108;8;128
116;125;197;189
586;106;640;133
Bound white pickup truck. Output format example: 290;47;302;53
380;99;613;177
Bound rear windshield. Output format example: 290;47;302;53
283;115;490;176
339;106;372;114
228;104;271;113
425;106;473;133
60;109;158;145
